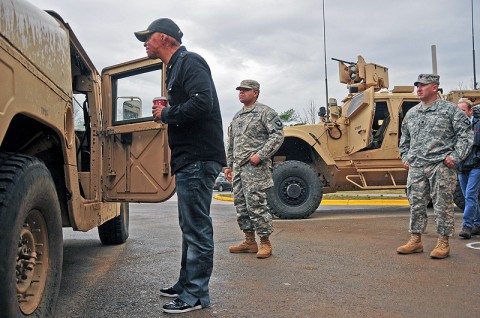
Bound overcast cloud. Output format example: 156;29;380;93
34;0;479;132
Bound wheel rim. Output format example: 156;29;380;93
16;209;49;315
279;176;308;206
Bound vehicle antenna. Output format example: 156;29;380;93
471;0;477;89
322;0;329;111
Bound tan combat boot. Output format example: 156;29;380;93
396;233;423;254
229;231;258;253
256;236;272;259
430;235;450;259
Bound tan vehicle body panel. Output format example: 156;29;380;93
0;0;174;231
101;59;175;202
277;89;417;194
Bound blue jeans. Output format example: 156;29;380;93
458;168;480;229
173;161;221;308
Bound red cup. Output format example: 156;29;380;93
153;96;167;106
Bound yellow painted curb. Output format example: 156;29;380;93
213;195;409;206
213;194;234;202
321;199;409;206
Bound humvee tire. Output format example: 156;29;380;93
98;203;130;245
0;154;63;317
268;160;323;219
453;182;465;211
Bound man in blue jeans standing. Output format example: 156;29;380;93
135;18;226;314
457;99;480;239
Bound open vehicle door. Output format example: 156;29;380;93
345;87;375;154
100;57;175;202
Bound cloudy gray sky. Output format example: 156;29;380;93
35;0;479;131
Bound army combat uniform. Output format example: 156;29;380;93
227;101;284;237
399;98;472;237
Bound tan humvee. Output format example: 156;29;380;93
268;55;468;218
0;0;175;316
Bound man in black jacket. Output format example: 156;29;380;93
135;18;226;314
457;99;480;239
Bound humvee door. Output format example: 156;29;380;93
345;87;375;154
100;57;175;202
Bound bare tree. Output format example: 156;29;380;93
299;100;317;124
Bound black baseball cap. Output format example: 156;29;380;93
134;18;183;43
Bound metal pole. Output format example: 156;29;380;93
431;45;437;75
322;0;329;107
472;0;477;89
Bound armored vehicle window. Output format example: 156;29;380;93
364;101;390;149
372;102;389;131
400;101;417;122
346;92;366;118
398;101;418;144
111;65;163;125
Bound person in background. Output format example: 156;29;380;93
224;79;284;259
456;99;480;239
397;74;472;259
135;18;226;314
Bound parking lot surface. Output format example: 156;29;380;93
57;197;480;317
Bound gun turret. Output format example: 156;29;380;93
334;55;389;93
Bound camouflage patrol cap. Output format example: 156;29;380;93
134;18;183;43
414;74;440;86
236;79;260;91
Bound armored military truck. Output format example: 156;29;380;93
268;56;435;219
268;56;480;219
0;0;175;316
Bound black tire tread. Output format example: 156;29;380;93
268;160;323;219
98;203;129;245
0;152;63;317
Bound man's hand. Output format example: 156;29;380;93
403;161;409;171
249;154;262;166
444;155;455;169
152;104;165;122
224;168;233;183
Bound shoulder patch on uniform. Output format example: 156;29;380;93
275;119;283;128
464;118;472;126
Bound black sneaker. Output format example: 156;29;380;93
472;225;480;236
163;298;202;314
459;227;472;239
160;287;179;298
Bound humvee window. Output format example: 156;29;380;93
112;65;163;124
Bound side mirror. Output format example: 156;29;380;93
119;97;142;120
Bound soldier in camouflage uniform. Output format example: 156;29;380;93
224;79;284;259
398;74;472;259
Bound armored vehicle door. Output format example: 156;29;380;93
345;87;375;154
100;57;175;202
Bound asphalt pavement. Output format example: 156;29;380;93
56;194;480;318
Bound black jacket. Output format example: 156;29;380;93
458;116;480;171
161;46;226;174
